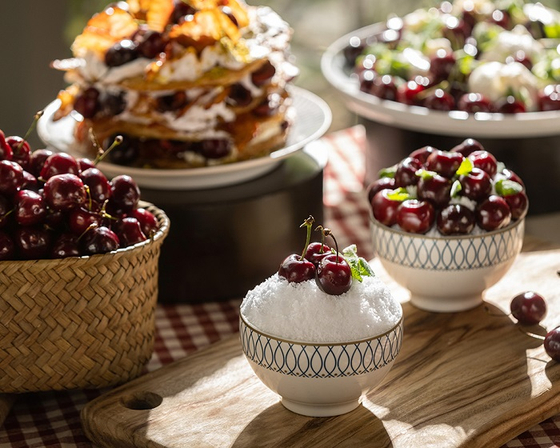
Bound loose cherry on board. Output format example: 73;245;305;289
544;327;560;362
510;291;547;325
278;216;316;283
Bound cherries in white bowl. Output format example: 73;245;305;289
368;139;526;313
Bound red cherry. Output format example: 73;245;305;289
371;189;402;226
28;149;53;177
44;173;87;211
501;168;525;188
304;241;332;266
496;96;526;113
544;327;560;362
40;153;80;180
426;150;465;178
81;226;120;255
424;89;455;111
69;207;103;235
409;145;437;164
457;93;493;113
476;195;512;231
0;194;12;229
468;150;498;177
503;190;529;220
0;160;24;196
459;167;492;201
510;291;547;325
450;138;485;157
394;157;422;187
397;80;426;106
0;230;15;260
278;254;316;283
106;175;140;216
417;172;452;207
14;190;47;226
51;233;81;259
366;177;396;203
6;136;31;171
130;208;159;237
429;50;456;81
397;199;435;234
0;131;13;160
539;84;560;111
437;203;475;235
370;74;398;101
114;216;147;247
80;167;112;205
316;253;353;295
14;226;52;259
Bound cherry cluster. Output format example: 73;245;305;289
368;139;528;235
509;291;559;363
278;217;354;296
0;130;159;261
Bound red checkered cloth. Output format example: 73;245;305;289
0;126;558;447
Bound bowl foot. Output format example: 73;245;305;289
281;397;361;417
410;293;483;313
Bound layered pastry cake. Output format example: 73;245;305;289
52;0;299;169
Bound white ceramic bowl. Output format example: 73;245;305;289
370;217;524;313
239;313;403;417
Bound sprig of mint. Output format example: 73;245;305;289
386;187;410;202
495;179;523;197
342;244;375;282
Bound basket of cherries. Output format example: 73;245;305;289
0;119;169;393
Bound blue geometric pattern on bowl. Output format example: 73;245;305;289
371;219;524;271
240;317;403;379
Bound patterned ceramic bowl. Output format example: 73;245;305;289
239;313;403;417
370;216;524;312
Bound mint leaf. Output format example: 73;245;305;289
386;187;410;202
450;179;462;198
495;179;523;196
342;245;375;282
415;168;436;180
379;164;397;179
456;158;473;176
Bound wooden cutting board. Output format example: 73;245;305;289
81;241;560;448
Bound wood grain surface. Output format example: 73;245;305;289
81;242;560;448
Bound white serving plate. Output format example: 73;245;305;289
321;23;560;138
37;86;332;190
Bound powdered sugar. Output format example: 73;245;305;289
240;273;402;343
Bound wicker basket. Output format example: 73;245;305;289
0;203;170;393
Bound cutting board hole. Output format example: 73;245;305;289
121;392;163;410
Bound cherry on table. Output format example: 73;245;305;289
397;199;435;234
544;327;560;362
437;203;475;235
316;253;353;295
510;291;547;325
476;195;512;231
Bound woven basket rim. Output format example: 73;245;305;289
0;202;170;267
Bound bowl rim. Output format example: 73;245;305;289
240;312;403;346
370;214;524;241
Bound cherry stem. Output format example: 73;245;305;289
299;215;315;260
94;134;123;165
17;110;44;153
516;326;546;340
317;226;341;263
